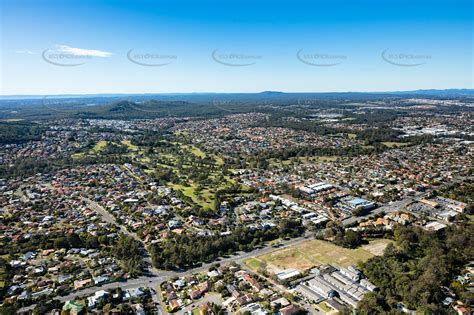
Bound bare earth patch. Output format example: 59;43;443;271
361;239;393;256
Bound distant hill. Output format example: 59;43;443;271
1;89;474;101
107;100;139;113
0;89;472;120
71;100;195;119
390;89;474;96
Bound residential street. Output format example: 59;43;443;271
17;234;311;314
82;197;142;243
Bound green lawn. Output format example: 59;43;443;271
214;154;225;166
72;140;146;159
170;182;216;210
244;258;264;271
121;139;139;151
189;146;206;158
172;142;207;159
72;140;109;158
91;140;108;152
128;138;240;211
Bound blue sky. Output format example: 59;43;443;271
0;0;472;95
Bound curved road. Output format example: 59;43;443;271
17;234;311;314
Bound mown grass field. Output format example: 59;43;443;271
72;139;149;160
72;137;242;212
171;142;207;159
251;239;377;272
71;140;108;158
121;139;139;151
170;182;217;210
150;141;243;211
244;257;264;270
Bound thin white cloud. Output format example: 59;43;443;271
56;45;112;57
16;50;36;55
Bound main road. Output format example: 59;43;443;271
16;234;313;313
27;234;311;306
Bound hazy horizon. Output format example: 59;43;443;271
2;88;474;99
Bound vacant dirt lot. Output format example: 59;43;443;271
361;239;393;256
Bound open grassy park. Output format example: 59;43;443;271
246;239;392;273
169;182;217;210
71;140;108;158
70;137;246;212
71;139;147;159
142;139;249;211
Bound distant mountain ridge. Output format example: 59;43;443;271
1;89;474;100
0;89;472;121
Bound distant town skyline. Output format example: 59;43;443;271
1;0;472;95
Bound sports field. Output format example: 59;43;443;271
248;239;389;273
